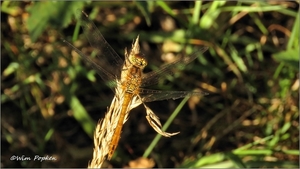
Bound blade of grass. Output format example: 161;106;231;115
192;1;202;25
249;12;268;35
228;43;247;72
225;152;247;168
70;95;96;137
156;0;175;17
136;1;152;26
287;9;299;49
200;1;226;29
180;152;226;168
72;13;81;42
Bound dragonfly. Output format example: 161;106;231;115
63;10;208;160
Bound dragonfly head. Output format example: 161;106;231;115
128;53;147;69
126;35;147;69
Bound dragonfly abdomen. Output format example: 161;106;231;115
108;92;133;159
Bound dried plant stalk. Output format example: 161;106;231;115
88;87;128;168
88;83;180;168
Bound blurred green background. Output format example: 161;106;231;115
1;1;299;168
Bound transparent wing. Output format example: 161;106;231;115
75;10;124;81
62;39;117;88
141;46;208;87
139;88;209;103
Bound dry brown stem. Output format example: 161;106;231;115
88;76;179;168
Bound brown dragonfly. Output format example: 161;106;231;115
63;11;208;160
